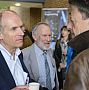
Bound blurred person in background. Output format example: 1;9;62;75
53;26;73;90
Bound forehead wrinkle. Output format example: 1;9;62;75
2;11;19;26
2;11;23;29
1;12;12;27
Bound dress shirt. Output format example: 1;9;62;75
0;44;28;86
34;43;55;89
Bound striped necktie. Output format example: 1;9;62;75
43;51;52;90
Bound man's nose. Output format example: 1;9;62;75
67;22;72;30
47;36;51;42
18;27;25;36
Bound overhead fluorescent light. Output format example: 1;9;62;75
16;0;45;3
14;3;21;6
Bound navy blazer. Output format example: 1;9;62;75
0;51;31;90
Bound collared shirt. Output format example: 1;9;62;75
34;43;55;89
0;44;28;86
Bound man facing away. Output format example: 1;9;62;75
65;0;89;71
22;22;59;90
0;10;30;90
63;0;89;90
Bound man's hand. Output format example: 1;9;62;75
11;85;29;90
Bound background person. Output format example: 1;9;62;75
53;26;72;90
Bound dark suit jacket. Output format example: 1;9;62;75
0;51;30;90
53;40;63;89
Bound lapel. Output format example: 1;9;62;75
30;45;39;81
19;52;31;82
47;50;59;90
19;52;26;72
0;51;16;88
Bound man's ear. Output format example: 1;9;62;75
32;34;37;41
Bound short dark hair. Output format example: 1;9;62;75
60;26;72;40
69;0;89;18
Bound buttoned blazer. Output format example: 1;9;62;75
0;51;30;90
22;44;59;90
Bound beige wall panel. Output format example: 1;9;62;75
43;0;69;8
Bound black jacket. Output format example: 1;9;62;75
0;52;31;90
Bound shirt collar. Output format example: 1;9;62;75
34;43;43;55
0;44;21;59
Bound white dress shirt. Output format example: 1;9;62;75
0;44;28;86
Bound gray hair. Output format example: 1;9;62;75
32;22;50;36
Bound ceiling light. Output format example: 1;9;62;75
14;3;21;6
